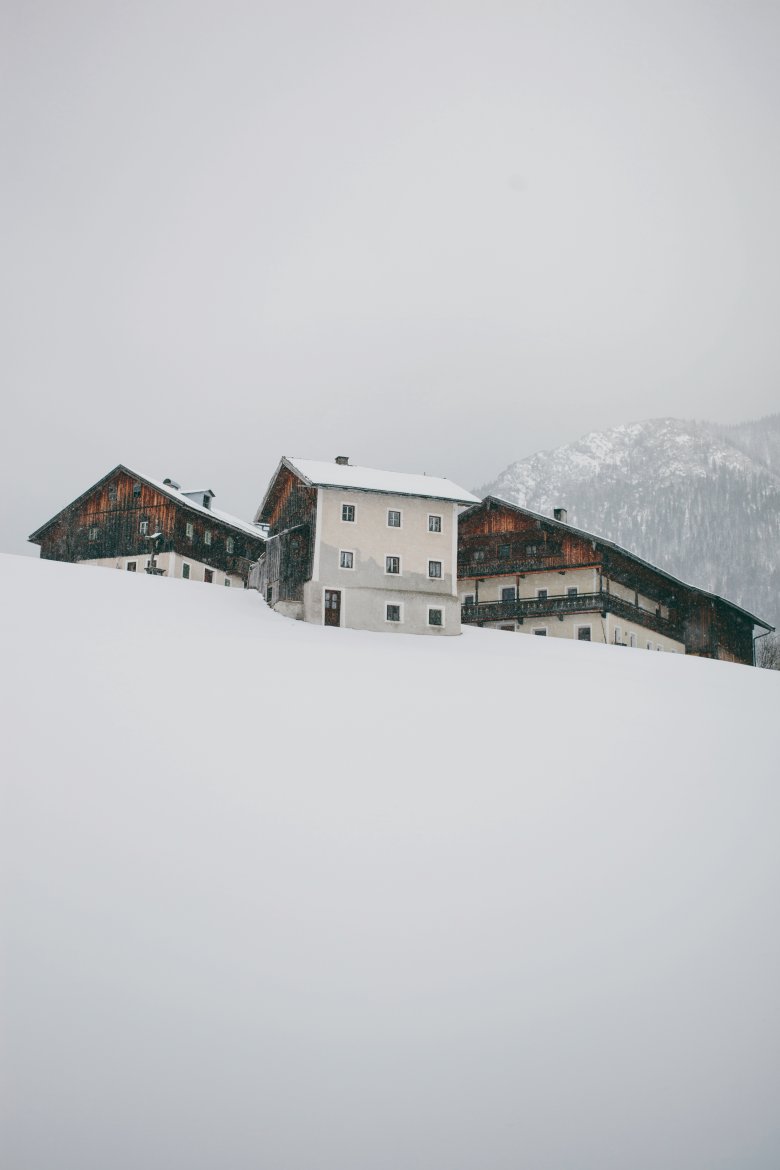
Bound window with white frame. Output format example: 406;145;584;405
226;536;234;554
385;556;400;575
387;509;401;527
139;519;149;535
339;550;354;569
342;504;355;522
614;626;622;644
577;626;591;641
428;514;442;532
186;522;194;541
428;608;443;627
88;526;99;541
629;633;637;647
204;529;212;546
428;560;442;579
386;604;401;623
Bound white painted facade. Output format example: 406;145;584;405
76;553;241;587
302;486;462;635
460;566;685;652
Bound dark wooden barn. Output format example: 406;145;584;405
29;465;266;587
458;497;772;665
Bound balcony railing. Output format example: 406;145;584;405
462;591;683;639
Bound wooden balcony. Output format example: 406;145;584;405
462;591;683;640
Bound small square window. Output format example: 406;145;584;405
342;504;355;522
226;536;234;554
182;563;190;579
464;594;475;606
386;604;401;623
578;627;591;641
428;608;443;627
139;519;149;535
428;560;442;579
387;509;401;527
501;587;516;601
386;556;400;575
567;587;578;597
126;561;137;572
428;514;442;533
473;549;485;563
204;529;212;546
537;588;548;600
339;550;354;569
185;522;194;541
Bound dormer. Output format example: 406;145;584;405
183;489;215;510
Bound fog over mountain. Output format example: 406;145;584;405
479;415;780;627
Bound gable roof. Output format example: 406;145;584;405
256;457;479;523
460;496;774;632
29;465;267;545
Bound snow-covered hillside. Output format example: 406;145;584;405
479;414;780;627
3;556;779;1170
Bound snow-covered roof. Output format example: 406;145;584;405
141;474;265;541
270;457;480;507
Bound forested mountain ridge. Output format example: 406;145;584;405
478;415;780;626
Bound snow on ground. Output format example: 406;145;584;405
2;553;779;1170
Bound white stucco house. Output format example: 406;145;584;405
255;456;479;634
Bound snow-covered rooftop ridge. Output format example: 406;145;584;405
141;473;265;540
285;458;480;504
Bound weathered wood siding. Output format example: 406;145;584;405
34;469;264;581
262;466;317;602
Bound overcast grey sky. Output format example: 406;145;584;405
3;0;780;553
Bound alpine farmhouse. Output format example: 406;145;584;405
458;496;773;664
255;457;479;634
29;465;266;586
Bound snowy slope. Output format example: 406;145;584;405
2;556;779;1170
479;415;780;626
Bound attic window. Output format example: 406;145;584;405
133;482;141;498
108;483;117;502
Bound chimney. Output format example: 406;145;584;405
163;478;181;490
335;455;350;466
553;507;568;524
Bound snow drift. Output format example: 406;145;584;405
2;554;779;1170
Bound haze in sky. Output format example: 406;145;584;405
3;0;780;552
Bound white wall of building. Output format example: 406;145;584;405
304;488;461;634
78;554;242;587
461;568;685;652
